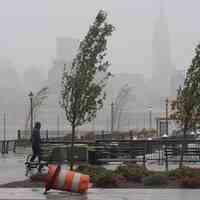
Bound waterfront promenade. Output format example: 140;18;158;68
1;147;200;199
0;147;31;184
0;188;200;200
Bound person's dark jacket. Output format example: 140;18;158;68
31;127;41;153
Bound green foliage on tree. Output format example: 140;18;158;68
176;43;200;167
60;10;115;169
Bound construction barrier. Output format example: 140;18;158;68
45;165;90;194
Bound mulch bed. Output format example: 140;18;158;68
0;179;44;188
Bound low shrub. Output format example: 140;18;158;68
167;167;196;179
76;164;107;182
143;174;168;186
112;175;127;187
178;176;200;188
191;167;200;176
76;165;127;187
94;170;115;187
115;164;149;182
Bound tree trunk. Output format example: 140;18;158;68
179;123;187;168
70;123;76;170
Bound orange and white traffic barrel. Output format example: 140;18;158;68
45;165;90;194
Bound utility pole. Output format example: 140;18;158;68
29;92;34;138
166;98;169;136
111;102;114;137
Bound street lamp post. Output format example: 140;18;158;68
29;92;34;137
165;98;169;136
3;112;6;141
148;106;153;130
111;102;114;138
143;113;146;129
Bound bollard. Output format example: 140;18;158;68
17;130;21;140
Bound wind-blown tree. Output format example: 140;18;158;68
60;10;115;170
175;43;200;168
25;86;48;132
176;86;195;168
113;84;132;131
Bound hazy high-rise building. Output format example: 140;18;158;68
170;70;185;97
0;59;24;122
48;37;79;94
152;1;174;96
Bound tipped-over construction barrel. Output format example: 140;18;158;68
45;165;90;193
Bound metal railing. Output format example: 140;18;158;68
39;138;200;169
0;140;16;153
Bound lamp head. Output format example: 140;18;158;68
28;91;34;99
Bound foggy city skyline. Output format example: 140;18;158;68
0;0;199;77
1;1;200;195
0;0;195;136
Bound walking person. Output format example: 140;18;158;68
30;122;41;162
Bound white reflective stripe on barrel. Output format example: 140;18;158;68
57;169;66;189
71;173;81;191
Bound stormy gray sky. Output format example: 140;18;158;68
0;0;199;77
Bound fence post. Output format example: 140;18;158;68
143;141;147;168
158;139;163;165
129;130;133;140
164;143;168;171
17;130;21;141
101;130;104;139
46;130;49;142
13;141;16;153
5;141;8;153
2;141;5;154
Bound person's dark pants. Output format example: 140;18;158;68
30;145;40;162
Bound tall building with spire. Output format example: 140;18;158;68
152;0;174;97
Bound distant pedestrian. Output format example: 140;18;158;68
30;122;41;162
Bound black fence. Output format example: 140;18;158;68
39;138;200;170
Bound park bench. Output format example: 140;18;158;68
25;144;68;176
96;142;147;167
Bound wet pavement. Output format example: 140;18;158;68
0;188;200;200
1;149;200;199
0;147;31;184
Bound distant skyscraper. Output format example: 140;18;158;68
152;0;174;96
170;70;185;97
48;37;79;94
